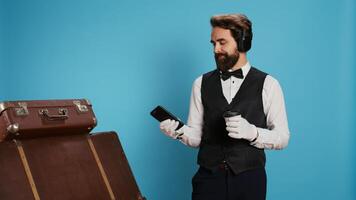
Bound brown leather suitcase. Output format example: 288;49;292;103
0;99;146;200
0;99;97;142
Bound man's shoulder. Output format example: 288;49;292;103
192;69;218;89
201;69;219;80
250;66;278;81
250;66;268;77
254;67;285;89
193;75;203;87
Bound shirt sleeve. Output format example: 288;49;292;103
178;76;204;148
251;75;290;150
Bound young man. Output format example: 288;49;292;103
159;14;290;200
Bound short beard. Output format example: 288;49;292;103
215;50;239;72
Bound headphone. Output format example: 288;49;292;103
231;26;253;52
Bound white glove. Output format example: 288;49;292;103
159;119;183;139
225;115;258;142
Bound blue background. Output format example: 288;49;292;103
1;0;355;199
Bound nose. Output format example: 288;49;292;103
214;44;222;54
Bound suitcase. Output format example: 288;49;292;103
0;99;146;200
0;99;97;142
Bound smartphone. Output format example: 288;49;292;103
150;105;184;130
223;110;240;118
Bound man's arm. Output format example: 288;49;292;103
159;76;203;148
178;76;204;148
251;75;290;150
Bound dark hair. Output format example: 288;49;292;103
210;14;253;52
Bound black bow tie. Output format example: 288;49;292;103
220;69;244;81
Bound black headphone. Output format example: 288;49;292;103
231;26;253;52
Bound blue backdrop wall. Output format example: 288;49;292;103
1;0;355;199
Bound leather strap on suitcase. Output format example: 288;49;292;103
13;138;119;200
0;133;146;200
87;137;116;200
14;140;40;200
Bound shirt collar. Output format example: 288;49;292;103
240;61;251;78
222;61;251;80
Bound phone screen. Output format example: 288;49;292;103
150;106;184;130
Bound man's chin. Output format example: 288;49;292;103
217;64;232;72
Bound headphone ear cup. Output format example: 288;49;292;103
238;30;252;52
232;28;252;52
238;35;245;52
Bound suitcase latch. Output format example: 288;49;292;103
73;100;89;113
15;102;29;116
7;123;19;134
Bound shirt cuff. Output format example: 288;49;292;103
177;125;201;148
250;128;274;149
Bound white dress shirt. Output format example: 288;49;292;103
178;62;290;150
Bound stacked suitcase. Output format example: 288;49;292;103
0;99;145;200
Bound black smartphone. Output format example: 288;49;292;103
150;105;184;130
223;110;240;118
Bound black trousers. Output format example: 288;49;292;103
192;166;267;200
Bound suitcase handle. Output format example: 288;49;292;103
39;108;68;121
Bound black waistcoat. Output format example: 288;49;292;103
198;67;268;175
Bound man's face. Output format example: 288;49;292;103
210;27;239;72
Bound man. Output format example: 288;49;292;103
159;14;290;200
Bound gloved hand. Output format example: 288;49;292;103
159;119;183;139
225;115;258;142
